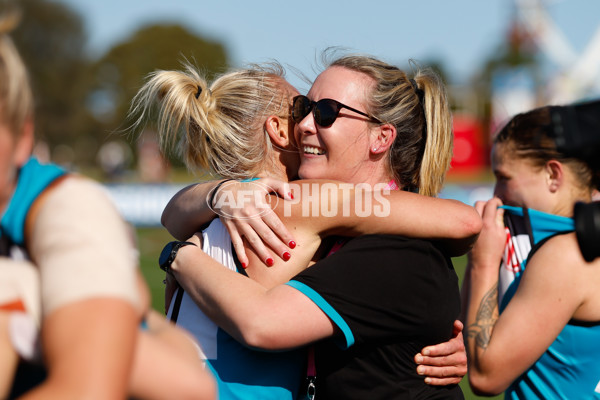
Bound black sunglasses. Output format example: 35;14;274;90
291;95;381;127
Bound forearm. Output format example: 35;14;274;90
379;194;481;243
339;190;481;255
161;181;220;240
0;313;18;399
25;298;138;400
172;244;274;347
172;243;329;350
463;263;506;395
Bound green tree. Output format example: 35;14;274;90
90;24;228;157
9;0;93;163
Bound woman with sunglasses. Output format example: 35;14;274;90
144;54;475;399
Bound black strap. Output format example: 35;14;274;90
522;208;536;248
169;243;246;325
169;287;185;323
526;230;572;263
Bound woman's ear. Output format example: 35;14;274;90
370;123;396;154
265;115;290;148
14;117;34;167
546;160;563;193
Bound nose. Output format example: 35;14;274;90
493;184;505;202
296;108;317;137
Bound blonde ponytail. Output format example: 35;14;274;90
412;71;453;196
130;62;289;179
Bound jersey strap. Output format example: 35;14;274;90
0;158;67;246
498;205;574;311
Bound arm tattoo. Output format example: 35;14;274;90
466;283;499;350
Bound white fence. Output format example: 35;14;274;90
103;183;494;228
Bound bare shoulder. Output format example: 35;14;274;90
522;233;586;294
529;232;600;320
530;232;586;269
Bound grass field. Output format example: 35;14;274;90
136;227;503;400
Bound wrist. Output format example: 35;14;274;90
208;179;236;209
159;241;197;275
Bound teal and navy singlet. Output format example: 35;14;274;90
167;219;304;400
0;157;66;255
499;205;600;399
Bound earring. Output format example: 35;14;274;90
372;147;378;152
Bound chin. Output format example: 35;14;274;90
298;166;322;180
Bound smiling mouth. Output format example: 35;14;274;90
303;145;326;155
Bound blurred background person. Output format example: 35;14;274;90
0;7;215;400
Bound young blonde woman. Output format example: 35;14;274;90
0;10;215;400
463;103;600;399
139;54;479;399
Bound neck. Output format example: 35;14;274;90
350;161;393;187
260;159;290;182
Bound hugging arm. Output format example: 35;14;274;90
161;182;219;241
414;320;467;385
172;234;336;350
163;179;482;266
161;178;295;267
284;181;482;257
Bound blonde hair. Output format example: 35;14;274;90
0;8;33;137
330;56;453;197
130;62;292;179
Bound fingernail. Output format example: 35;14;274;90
288;241;296;249
241;262;247;269
282;252;291;261
424;377;431;384
289;192;294;200
266;257;274;267
417;366;425;375
415;354;423;364
422;349;430;356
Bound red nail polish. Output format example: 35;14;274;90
241;262;247;269
288;241;296;249
282;252;291;261
266;258;274;267
289;192;294;200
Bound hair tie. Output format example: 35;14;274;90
409;78;427;154
409;78;418;91
409;79;424;104
195;86;202;99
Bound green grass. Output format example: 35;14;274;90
136;227;502;400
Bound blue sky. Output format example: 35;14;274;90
55;0;599;93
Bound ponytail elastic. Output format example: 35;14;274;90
409;78;427;144
409;79;425;105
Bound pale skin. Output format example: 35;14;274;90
0;312;18;398
165;66;477;385
463;144;600;395
0;118;216;400
0;116;33;400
